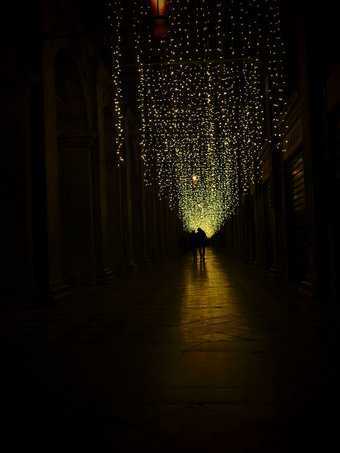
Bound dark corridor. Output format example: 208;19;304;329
3;250;324;452
1;1;339;452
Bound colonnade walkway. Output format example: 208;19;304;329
6;249;324;452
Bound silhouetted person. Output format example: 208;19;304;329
189;230;198;260
196;227;207;259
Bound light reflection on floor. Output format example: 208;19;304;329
46;247;320;452
180;248;255;349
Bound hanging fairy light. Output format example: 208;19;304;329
112;0;288;236
107;0;124;163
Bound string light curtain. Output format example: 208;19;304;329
110;0;287;237
107;0;125;163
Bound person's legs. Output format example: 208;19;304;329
192;247;197;260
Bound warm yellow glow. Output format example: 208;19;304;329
180;249;245;347
131;0;288;235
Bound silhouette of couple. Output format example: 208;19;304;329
190;227;207;260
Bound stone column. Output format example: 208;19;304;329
264;78;283;273
140;161;150;265
124;116;136;269
42;45;68;297
57;135;97;286
302;29;331;299
94;75;115;283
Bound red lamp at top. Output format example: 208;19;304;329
150;0;170;39
150;0;169;17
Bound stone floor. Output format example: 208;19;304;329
4;249;326;452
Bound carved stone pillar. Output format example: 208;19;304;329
140;164;150;265
42;49;67;298
57;135;97;286
264;78;283;273
124;120;136;270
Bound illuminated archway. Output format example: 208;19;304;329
109;0;288;238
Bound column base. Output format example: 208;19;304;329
268;265;280;275
48;280;71;300
96;267;114;285
127;260;137;273
298;280;314;297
